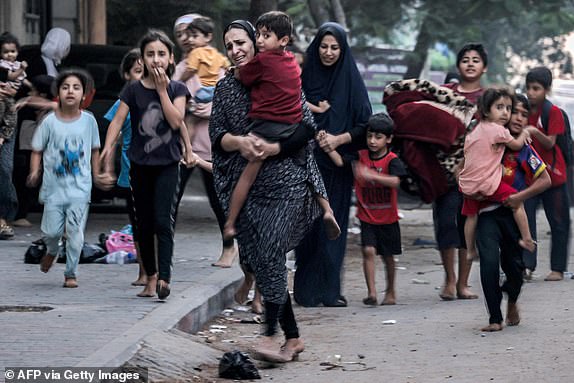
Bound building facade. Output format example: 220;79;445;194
0;0;106;45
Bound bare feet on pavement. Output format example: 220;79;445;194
137;274;157;297
212;244;237;268
381;291;396;305
481;323;502;332
506;302;520;326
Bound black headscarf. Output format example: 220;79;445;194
302;22;372;137
223;20;257;52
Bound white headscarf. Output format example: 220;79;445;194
41;28;71;76
173;13;201;31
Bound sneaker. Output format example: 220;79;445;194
523;268;533;281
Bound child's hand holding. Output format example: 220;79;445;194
317;100;330;113
94;172;116;191
26;171;41;187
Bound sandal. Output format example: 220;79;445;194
63;277;78;288
0;223;14;239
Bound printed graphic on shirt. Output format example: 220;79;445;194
54;138;84;177
361;166;393;209
139;101;172;153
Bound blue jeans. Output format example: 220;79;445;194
523;183;571;272
41;202;89;278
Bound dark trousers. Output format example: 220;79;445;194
177;163;232;248
13;150;39;220
476;207;524;325
264;293;299;338
523;183;570;272
130;162;180;282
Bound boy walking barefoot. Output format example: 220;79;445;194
27;69;111;288
523;67;571;281
353;113;407;305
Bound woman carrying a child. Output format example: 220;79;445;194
210;19;327;362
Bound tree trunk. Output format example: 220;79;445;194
307;0;330;27
403;16;432;79
248;0;278;23
330;0;347;30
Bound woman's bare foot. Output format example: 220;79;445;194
481;323;503;332
506;302;520;326
381;290;396;305
234;279;252;305
518;238;537;253
251;290;263;314
256;336;291;363
223;222;236;242
212;244;237;268
323;211;341;240
280;338;304;361
137;274;157;297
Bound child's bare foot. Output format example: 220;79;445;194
456;286;478;300
137;274;157;297
223;223;236;241
212;244;237;268
506;302;520;326
362;296;377;306
381;291;396;305
323;212;341;240
518;238;537;253
481;323;503;332
439;284;456;301
131;275;148;286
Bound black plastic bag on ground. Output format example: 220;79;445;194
24;239;47;264
218;350;261;380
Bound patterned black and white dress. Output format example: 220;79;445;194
210;73;327;304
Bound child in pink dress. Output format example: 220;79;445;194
459;87;537;260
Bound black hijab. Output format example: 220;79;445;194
302;22;372;136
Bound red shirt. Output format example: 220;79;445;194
239;50;302;124
355;150;401;225
444;83;483;105
528;105;567;186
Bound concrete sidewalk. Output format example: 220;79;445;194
0;193;242;381
1;197;573;382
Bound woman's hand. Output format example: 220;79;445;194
249;133;280;160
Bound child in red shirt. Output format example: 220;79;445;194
224;11;340;242
353;113;407;305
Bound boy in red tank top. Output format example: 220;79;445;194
353;113;407;305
